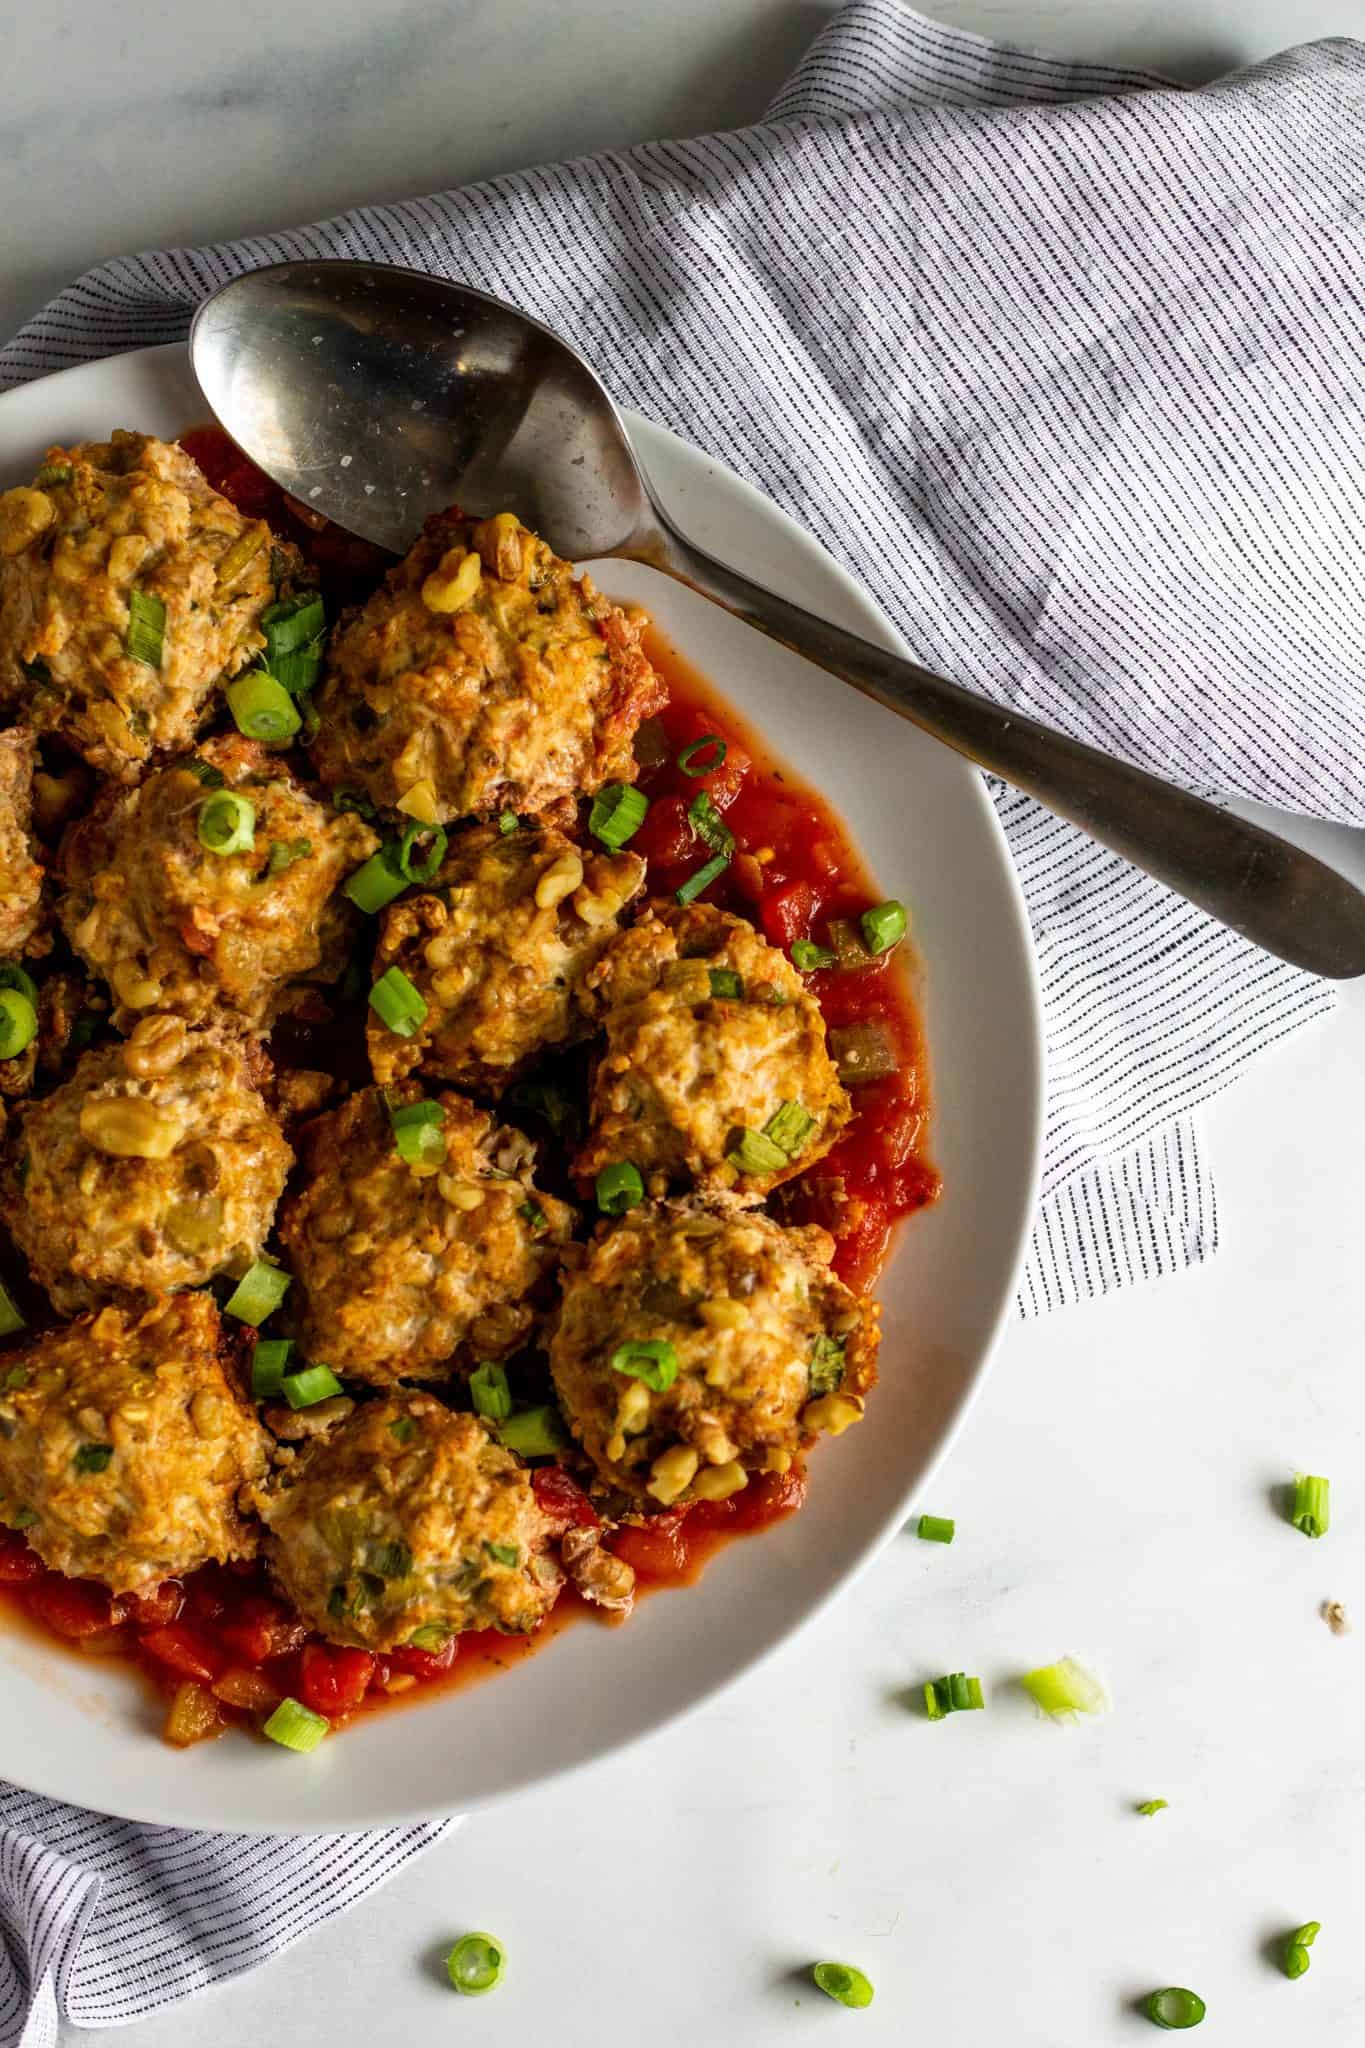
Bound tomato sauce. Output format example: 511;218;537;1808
0;428;936;1747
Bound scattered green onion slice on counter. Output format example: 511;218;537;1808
251;1338;294;1400
408;1623;451;1650
226;670;302;742
72;1443;113;1475
224;1261;291;1326
1135;1799;1169;1817
808;1333;846;1397
708;967;744;1000
677;734;726;777
1141;1987;1206;2029
687;788;735;855
675;851;730;906
282;1364;343;1410
498;810;520;835
369;967;428;1038
588;782;649;849
924;1672;984;1720
389;1097;446;1170
0;990;37;1061
728;1126;788;1177
33;463;73;487
446;1932;505;1997
608;1339;679;1392
496;1405;568;1457
1021;1655;1107;1719
811;1963;874;2010
860;899;907;956
764;1099;814;1157
469;1362;513;1422
595;1161;644;1216
1281;1923;1320;1979
916;1515;955;1545
0;964;38;1004
791;939;836;972
263;1697;329;1754
397;820;448;885
485;1543;520;1568
0;1283;26;1337
197;791;256;855
124;589;166;667
1290;1473;1329;1538
343;847;407;913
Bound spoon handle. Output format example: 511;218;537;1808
639;515;1365;981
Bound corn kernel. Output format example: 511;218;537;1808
690;1460;748;1502
646;1445;699;1505
801;1393;864;1438
420;548;482;614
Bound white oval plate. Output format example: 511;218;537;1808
0;344;1042;1832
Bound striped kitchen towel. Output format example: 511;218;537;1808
1;5;1360;2040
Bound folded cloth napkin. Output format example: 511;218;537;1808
2;3;1359;2038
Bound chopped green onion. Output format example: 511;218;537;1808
687;789;735;855
808;1333;847;1397
677;734;726;777
1141;1987;1206;2029
916;1514;955;1545
485;1542;519;1567
344;846;407;913
446;1932;505;1997
860;900;907;956
33;462;73;487
588;782;649;849
197;791;256;855
333;787;377;820
518;1199;548;1232
1135;1798;1169;1817
0;1283;25;1337
214;522;267;590
369;966;428;1038
791;939;836;971
764;1099;814;1157
496;1405;568;1457
498;810;519;835
1290;1473;1329;1538
8;1506;37;1529
924;1672;984;1719
124;589;166;667
265;837;311;877
595;1161;644;1216
609;1339;678;1392
675;852;730;905
263;1696;329;1753
224;1260;291;1327
408;1623;450;1650
708;967;744;1000
262;592;326;656
181;756;226;789
469;1362;513;1421
397;820;448;885
282;1364;343;1410
251;1338;294;1399
371;1539;412;1579
0;990;37;1060
1021;1655;1107;1719
727;1126;787;1176
811;1963;873;2010
3;1365;29;1389
226;670;302;742
0;964;38;1003
389;1096;446;1170
390;1414;418;1445
72;1443;113;1475
1281;1923;1320;1978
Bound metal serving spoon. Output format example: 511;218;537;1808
191;259;1365;979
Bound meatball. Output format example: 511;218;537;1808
277;1083;575;1385
311;509;665;824
0;727;44;955
0;1291;269;1594
3;1018;292;1314
57;733;378;1032
255;1392;560;1650
0;432;301;780
549;1203;879;1507
576;902;851;1201
368;820;645;1091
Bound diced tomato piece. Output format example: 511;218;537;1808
212;1666;283;1713
25;1574;121;1638
389;1636;459;1680
162;1679;226;1748
0;1530;42;1584
298;1642;376;1717
532;1465;599;1530
218;1595;307;1667
184;1574;228;1625
632;792;694;868
138;1623;224;1684
124;1580;184;1629
759;877;818;951
609;1512;691;1583
726;1466;807;1532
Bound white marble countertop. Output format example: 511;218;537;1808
5;2;1364;2043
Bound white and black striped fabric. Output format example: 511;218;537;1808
0;5;1358;2038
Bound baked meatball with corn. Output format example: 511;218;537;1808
255;1392;560;1651
576;901;851;1202
0;431;301;780
0;727;45;956
367;818;645;1091
57;733;377;1032
2;1018;292;1314
0;1291;269;1594
276;1083;575;1385
311;509;664;825
549;1202;878;1508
